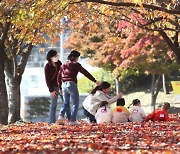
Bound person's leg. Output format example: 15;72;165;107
82;107;96;123
68;82;79;122
59;82;71;120
49;87;59;123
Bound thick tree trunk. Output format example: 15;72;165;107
6;76;21;123
0;22;10;124
0;52;8;124
5;43;33;123
151;74;161;111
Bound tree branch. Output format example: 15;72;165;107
80;0;180;15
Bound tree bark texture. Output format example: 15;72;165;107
6;76;21;123
151;74;161;111
0;52;8;124
162;74;169;94
115;77;122;94
5;44;33;123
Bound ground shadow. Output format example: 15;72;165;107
169;106;180;114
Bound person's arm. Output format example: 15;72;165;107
145;111;155;121
97;92;122;105
77;63;97;83
57;67;62;90
44;64;54;92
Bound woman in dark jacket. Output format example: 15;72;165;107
44;50;62;123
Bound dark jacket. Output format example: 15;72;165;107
57;61;96;89
44;60;62;92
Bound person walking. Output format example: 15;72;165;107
44;50;62;124
57;50;99;125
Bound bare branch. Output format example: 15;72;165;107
79;0;180;15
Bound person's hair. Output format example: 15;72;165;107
90;81;111;95
117;98;125;106
163;102;170;110
132;99;140;106
46;50;57;61
68;50;80;61
100;101;108;108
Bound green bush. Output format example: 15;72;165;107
78;68;116;94
121;74;151;93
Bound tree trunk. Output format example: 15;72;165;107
0;22;10;124
6;76;21;123
5;43;33;123
151;74;161;111
162;74;169;94
115;77;122;94
0;51;8;124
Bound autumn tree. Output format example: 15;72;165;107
0;0;179;124
71;0;180;63
64;4;179;109
0;0;73;124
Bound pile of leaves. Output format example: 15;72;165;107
0;114;179;153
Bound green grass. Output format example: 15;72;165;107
110;90;179;114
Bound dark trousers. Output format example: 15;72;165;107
82;107;96;123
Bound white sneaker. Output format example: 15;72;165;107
69;121;79;125
81;118;91;124
56;115;64;125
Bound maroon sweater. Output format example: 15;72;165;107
44;60;62;92
57;61;96;89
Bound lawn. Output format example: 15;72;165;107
110;91;180;114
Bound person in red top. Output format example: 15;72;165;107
57;50;99;125
145;102;171;122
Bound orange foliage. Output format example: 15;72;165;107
0;114;179;153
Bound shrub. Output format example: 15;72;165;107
78;68;116;94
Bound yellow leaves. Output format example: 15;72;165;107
153;31;159;36
39;48;45;53
88;2;93;10
167;4;171;10
100;5;114;16
134;0;144;9
147;12;151;20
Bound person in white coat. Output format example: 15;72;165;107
95;101;112;124
82;81;122;123
129;99;146;122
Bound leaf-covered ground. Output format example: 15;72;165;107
0;114;179;154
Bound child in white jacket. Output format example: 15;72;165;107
95;101;112;124
129;99;146;122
